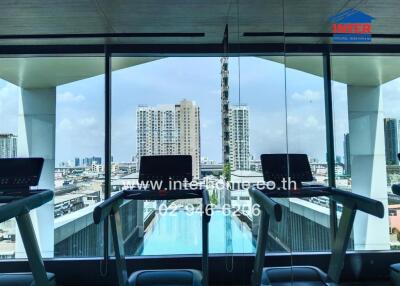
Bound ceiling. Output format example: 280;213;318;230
0;0;399;45
263;55;400;86
0;57;159;88
1;1;400;87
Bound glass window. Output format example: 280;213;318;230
285;55;330;252
0;78;19;259
332;55;400;251
111;57;259;256
0;56;105;259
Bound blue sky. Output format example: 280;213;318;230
1;57;400;166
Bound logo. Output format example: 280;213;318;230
330;8;374;42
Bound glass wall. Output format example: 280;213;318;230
0;53;399;261
0;56;105;259
53;57;105;257
285;55;330;252
110;56;260;255
233;56;287;253
332;55;400;251
0;76;19;259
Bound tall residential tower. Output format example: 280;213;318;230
229;106;250;171
384;118;399;165
221;57;230;167
0;134;17;158
136;99;201;178
343;133;351;176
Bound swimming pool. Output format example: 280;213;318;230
136;210;256;255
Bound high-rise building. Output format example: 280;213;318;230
81;156;102;167
136;99;201;178
0;134;17;158
384;118;399;165
221;57;230;166
344;133;351;176
92;157;102;165
75;157;80;167
228;105;250;171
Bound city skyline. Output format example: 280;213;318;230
1;57;400;165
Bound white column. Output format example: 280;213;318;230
347;85;390;250
15;87;56;258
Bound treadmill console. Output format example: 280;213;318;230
139;155;192;190
260;154;313;188
0;158;44;193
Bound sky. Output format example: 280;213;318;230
1;56;400;166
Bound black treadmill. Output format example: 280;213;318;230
249;154;384;286
0;158;56;286
389;154;400;285
93;155;211;286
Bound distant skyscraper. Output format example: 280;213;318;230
75;157;80;167
221;57;230;166
92;157;102;165
229;105;250;171
82;156;102;166
0;134;17;158
82;157;89;166
136;99;201;178
343;133;351;176
384;118;399;165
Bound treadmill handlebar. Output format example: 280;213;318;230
93;188;212;225
253;185;384;219
93;191;125;224
249;187;282;222
392;184;400;196
330;188;384;218
123;188;204;201
0;190;53;223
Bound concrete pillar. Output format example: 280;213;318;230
15;88;56;258
347;85;390;250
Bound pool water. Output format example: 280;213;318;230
136;210;256;255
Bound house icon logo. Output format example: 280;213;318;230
330;8;374;42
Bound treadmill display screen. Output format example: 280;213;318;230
260;154;313;186
139;155;192;189
0;158;44;190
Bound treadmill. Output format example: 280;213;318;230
93;155;211;286
0;158;56;286
249;154;384;286
389;154;400;285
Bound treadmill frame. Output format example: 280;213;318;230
93;188;211;286
0;190;55;286
249;185;384;286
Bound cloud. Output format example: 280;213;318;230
58;116;97;131
58;91;85;103
291;89;322;102
304;115;319;128
78;117;96;127
287;115;299;125
58;118;73;130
